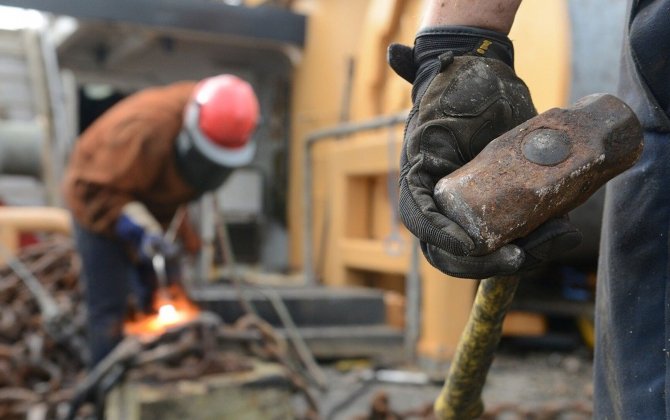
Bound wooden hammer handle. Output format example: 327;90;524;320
434;275;520;420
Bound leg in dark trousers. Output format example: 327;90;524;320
73;222;134;366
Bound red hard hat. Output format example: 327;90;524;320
187;75;259;149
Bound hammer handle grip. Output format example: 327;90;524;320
434;275;520;420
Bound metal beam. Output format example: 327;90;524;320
0;0;306;47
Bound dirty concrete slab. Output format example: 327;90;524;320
303;350;593;419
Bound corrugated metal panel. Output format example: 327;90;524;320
0;30;38;121
0;31;35;120
0;28;56;206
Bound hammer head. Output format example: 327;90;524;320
434;93;643;255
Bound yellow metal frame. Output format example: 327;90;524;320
0;206;71;260
290;0;571;362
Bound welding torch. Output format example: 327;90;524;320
147;206;186;303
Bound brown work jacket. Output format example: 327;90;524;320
63;81;200;247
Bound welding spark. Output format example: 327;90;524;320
124;285;200;338
158;304;179;325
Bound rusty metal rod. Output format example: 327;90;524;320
66;337;143;420
0;242;62;331
262;287;328;389
434;275;520;420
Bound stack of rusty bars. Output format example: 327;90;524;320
0;236;86;419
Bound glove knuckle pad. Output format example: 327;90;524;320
439;60;503;117
414;58;536;163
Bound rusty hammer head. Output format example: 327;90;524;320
433;93;643;255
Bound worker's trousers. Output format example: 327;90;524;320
594;130;670;419
593;0;670;417
73;222;152;366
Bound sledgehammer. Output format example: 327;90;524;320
431;94;643;419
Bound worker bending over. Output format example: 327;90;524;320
63;75;259;365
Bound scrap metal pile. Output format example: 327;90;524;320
0;236;317;420
66;313;257;419
0;236;86;419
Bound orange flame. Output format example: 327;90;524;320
124;284;200;338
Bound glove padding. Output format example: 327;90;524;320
390;26;581;279
422;216;581;279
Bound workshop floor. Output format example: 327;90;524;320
307;349;594;419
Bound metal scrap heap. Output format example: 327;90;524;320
0;236;316;420
0;236;86;419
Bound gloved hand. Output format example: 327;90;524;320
139;233;178;261
114;202;178;262
388;26;581;279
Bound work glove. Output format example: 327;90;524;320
114;202;178;262
389;26;581;279
139;234;179;262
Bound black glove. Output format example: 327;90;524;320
389;26;581;279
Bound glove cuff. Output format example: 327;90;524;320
414;26;514;69
412;26;514;103
388;26;515;101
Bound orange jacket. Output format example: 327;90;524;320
63;82;200;243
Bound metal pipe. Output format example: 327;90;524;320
0;122;44;178
0;207;71;234
261;287;328;390
0;241;61;327
302;111;408;285
164;206;186;245
212;198;327;390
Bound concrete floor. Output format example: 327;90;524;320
307;349;593;419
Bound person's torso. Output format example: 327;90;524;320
63;82;198;233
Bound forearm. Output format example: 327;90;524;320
421;0;522;34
